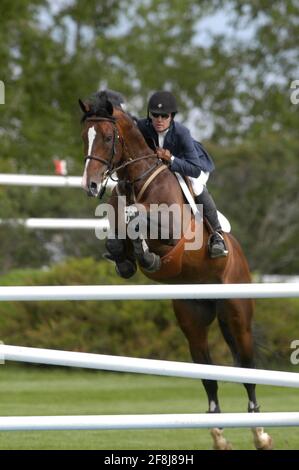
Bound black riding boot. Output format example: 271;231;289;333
195;187;228;258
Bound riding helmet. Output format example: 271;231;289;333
148;91;178;114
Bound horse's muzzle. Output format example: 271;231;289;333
88;181;99;197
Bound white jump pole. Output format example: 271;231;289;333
2;345;299;388
0;412;298;432
0;174;116;189
0;283;298;301
0;218;109;230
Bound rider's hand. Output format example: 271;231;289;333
156;148;172;163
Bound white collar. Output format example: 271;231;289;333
157;128;169;147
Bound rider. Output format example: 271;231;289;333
137;91;228;258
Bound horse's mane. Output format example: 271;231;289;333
80;90;148;149
81;91;115;122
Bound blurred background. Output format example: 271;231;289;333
0;0;299;366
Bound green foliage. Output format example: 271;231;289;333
0;258;189;361
208;131;299;273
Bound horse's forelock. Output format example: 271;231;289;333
81;91;113;122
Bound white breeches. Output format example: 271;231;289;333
189;171;210;196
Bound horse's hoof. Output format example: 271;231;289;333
252;428;273;450
115;260;137;279
210;428;233;450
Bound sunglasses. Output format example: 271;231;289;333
151;112;171;119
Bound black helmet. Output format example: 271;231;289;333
104;89;125;109
148;91;178;114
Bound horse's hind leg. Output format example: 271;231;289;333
217;298;273;450
173;299;232;450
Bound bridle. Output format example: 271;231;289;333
84;117;118;171
84;116;161;198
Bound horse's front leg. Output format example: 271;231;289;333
104;191;137;279
105;237;137;279
126;205;161;273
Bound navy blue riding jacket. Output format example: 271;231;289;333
137;118;215;177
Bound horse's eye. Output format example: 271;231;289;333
104;135;112;143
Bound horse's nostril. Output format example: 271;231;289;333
88;181;98;197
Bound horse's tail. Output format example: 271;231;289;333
252;322;283;369
217;317;271;369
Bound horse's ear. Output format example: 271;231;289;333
106;99;114;116
78;99;90;113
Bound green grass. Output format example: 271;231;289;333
0;364;298;450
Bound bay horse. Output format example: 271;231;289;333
79;91;273;450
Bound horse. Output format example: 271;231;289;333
79;91;273;450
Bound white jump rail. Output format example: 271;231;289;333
0;173;115;188
0;412;298;432
0;283;298;301
1;172;298;434
0;218;109;230
1;344;299;431
1;344;299;388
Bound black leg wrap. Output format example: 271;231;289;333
139;249;161;272
132;239;161;273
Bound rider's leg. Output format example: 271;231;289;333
190;174;228;258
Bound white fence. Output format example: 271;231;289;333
0;173;115;188
0;283;299;301
0;412;298;432
0;173;113;230
1;173;298;432
0;284;299;431
0;218;109;230
1;344;299;387
1;343;299;431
